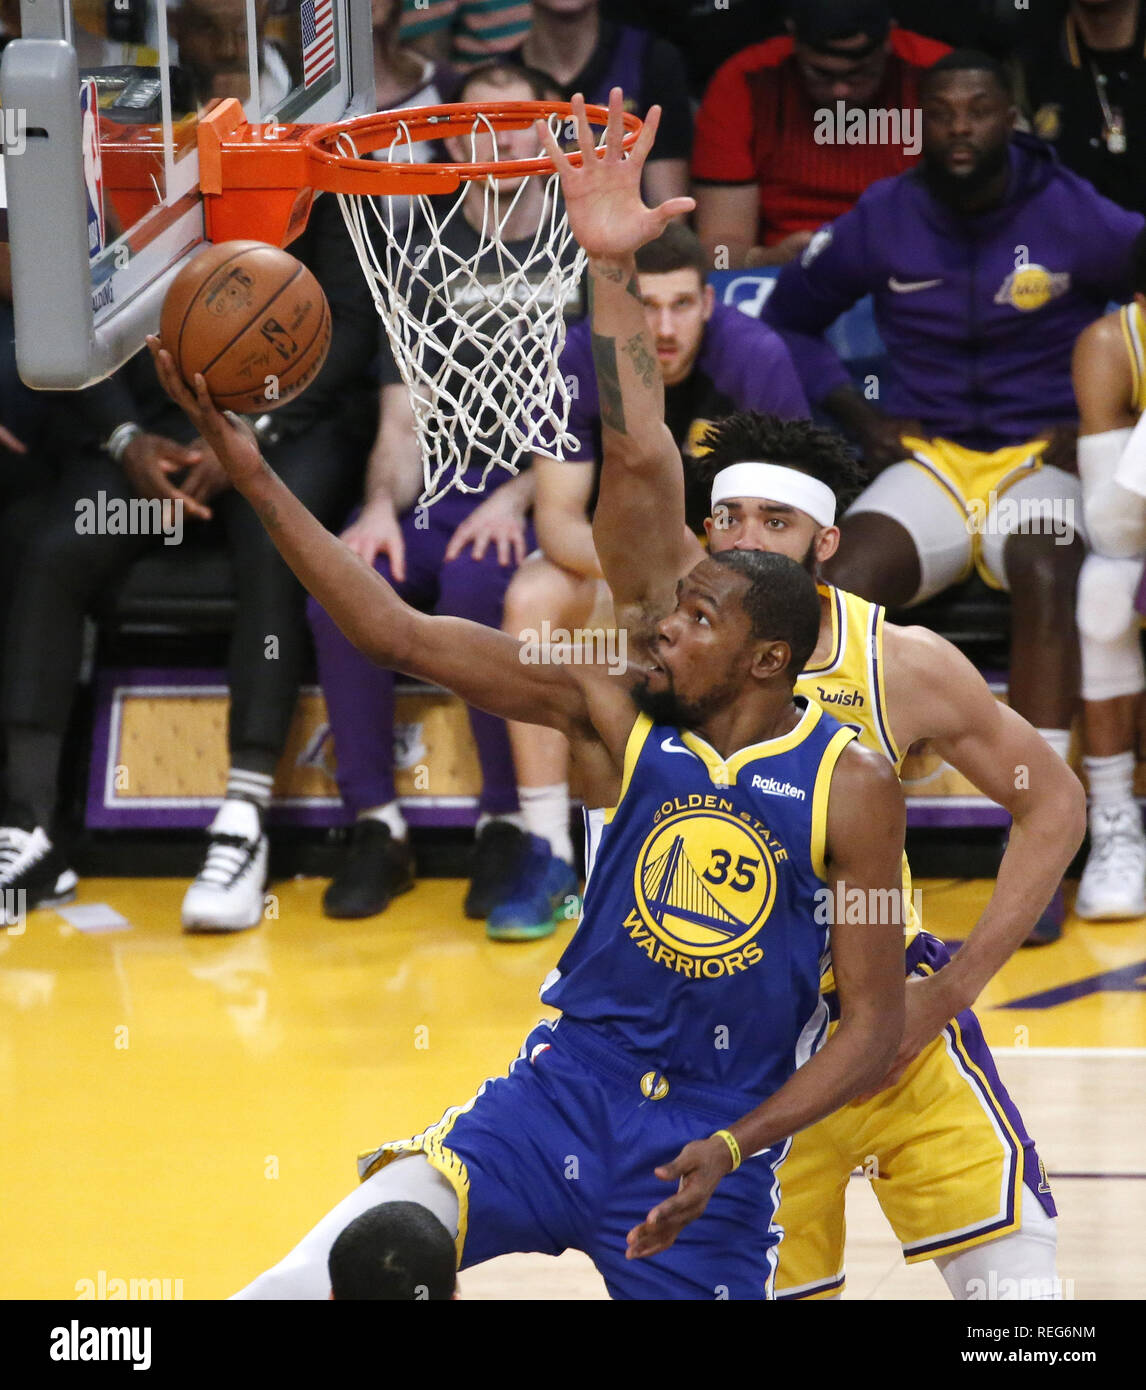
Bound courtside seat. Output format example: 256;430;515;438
95;543;238;636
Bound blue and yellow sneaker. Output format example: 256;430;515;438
486;836;580;942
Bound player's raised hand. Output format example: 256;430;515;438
536;87;695;263
625;1136;734;1260
147;335;266;491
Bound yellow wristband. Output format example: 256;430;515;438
712;1128;741;1171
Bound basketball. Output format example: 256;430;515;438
159;240;331;414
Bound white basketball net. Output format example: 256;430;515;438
334;112;590;505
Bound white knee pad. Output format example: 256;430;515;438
1079;429;1146;558
231;1154;459;1300
1078;553;1146;701
936;1187;1062;1300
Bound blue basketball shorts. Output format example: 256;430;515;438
358;1018;789;1300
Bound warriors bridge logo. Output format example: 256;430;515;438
623;802;786;980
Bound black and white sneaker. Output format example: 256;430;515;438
182;800;269;934
0;825;78;911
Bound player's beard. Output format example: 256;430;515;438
922;139;1009;209
632;667;738;730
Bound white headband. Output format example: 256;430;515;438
710;462;837;529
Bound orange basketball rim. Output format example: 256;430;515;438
196;98;644;248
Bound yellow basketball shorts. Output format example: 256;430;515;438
846;435;1082;597
774;934;1055;1299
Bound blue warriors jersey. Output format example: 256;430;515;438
541;698;858;1101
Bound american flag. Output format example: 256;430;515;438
301;0;336;88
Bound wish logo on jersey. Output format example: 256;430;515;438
622;802;787;979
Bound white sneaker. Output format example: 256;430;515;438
0;825;78;910
1075;804;1146;921
182;800;268;933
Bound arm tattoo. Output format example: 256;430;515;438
590;266;642;297
590;331;627;434
621;333;658;390
258;499;283;533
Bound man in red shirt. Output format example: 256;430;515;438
693;0;949;267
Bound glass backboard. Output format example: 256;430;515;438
0;0;371;387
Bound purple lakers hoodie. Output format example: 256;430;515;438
763;132;1145;451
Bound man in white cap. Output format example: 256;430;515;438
542;89;1085;1301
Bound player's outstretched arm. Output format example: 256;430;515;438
539;89;699;637
626;742;905;1260
147;341;638;752
875;626;1086;1084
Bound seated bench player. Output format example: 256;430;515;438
484;221;809;940
148;305;909;1300
1069;229;1146;919
306;62;582;922
764;49;1144;941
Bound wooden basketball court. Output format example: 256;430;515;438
1;875;1142;1300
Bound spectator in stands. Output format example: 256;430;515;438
510;0;692;205
1068;229;1146;919
608;0;784;101
0;194;376;930
764;49;1145;942
373;0;458;110
610;0;1018;99
483;222;809;939
171;0;293;113
400;0;531;69
692;0;949;269
1019;0;1146;218
370;0;462;230
306;63;581;925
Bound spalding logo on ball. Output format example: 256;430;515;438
160;241;332;413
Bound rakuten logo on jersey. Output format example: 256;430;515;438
750;776;807;800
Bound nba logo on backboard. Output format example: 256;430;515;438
80;79;105;261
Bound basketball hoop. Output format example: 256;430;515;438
196;100;642;504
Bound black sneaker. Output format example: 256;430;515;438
464;821;531;920
323;820;415;919
0;826;78;912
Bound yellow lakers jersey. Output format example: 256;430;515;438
796;585;921;986
1119;302;1146;417
796;584;902;771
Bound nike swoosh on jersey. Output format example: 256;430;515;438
660;736;695;756
888;276;944;293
